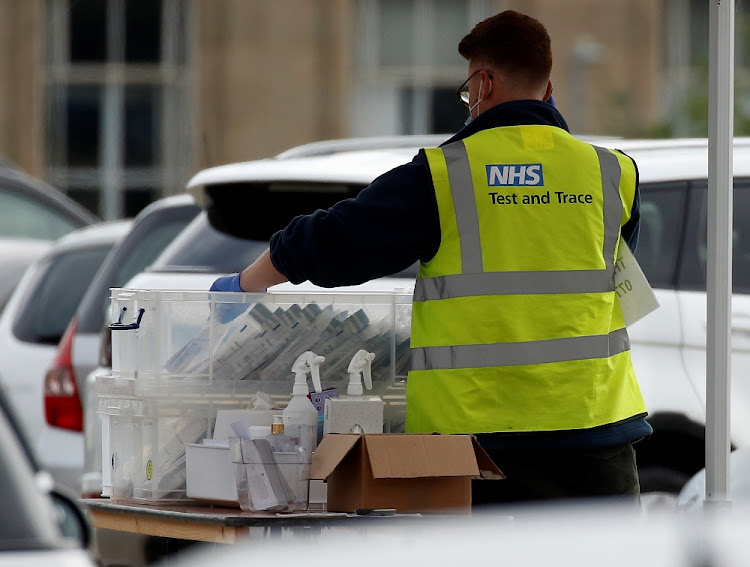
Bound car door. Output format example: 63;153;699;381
629;182;705;422
678;179;750;447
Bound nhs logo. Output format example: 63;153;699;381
486;163;544;186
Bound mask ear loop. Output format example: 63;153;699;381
469;77;484;117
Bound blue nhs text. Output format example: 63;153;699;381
486;164;544;187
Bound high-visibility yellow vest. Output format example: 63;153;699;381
406;125;647;434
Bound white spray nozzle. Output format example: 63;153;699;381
347;350;375;396
291;351;324;394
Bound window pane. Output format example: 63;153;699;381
379;0;413;66
66;186;100;217
689;0;709;64
126;0;162;62
733;184;750;293
634;183;686;290
0;190;79;240
70;0;107;62
401;87;466;134
434;0;468;65
124;187;157;218
66;86;101;166
125;85;160;166
682;180;750;293
431;88;466;133
678;182;707;290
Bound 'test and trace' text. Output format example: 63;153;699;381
489;191;594;205
485;163;593;206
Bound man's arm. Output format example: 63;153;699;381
238;248;288;292
618;150;640;253
267;157;439;287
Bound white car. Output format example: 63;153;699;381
0;221;132;492
0;384;93;566
676;446;750;509
0;162;98;314
113;135;750;497
34;195;201;498
166;503;750;567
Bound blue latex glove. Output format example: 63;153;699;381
210;273;243;292
210;273;246;323
548;94;557;108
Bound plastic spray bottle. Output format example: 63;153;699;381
282;351;324;458
324;350;384;434
346;349;376;396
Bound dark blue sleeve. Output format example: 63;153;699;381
269;154;440;287
619;151;640;253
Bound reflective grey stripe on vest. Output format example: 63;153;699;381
411;328;630;371
592;144;623;277
415;142;624;301
415;269;615;300
443;140;484;273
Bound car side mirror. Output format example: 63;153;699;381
49;487;90;548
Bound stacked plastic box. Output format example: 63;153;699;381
98;288;412;503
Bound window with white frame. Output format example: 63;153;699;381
45;0;193;220
353;0;494;137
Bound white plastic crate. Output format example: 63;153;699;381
99;288;413;503
108;288;412;388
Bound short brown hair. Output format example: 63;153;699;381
458;10;551;87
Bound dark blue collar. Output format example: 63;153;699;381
443;100;570;146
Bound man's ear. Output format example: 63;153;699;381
543;80;553;101
483;70;493;98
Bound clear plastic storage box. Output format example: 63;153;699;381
98;288;412;504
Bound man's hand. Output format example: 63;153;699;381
209;273;247;323
210;273;243;293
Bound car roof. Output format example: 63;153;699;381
0;163;99;226
273;134;453;158
186;136;750;203
612;137;750;183
133;193;196;217
51;220;133;252
0;238;53;258
186;148;423;200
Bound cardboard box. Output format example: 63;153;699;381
310;434;503;514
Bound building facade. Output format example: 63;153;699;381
0;0;739;219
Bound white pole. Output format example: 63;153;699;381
706;0;734;507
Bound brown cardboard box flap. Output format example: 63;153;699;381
365;434;480;479
309;434;361;480
471;436;506;480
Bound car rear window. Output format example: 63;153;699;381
0;189;81;240
13;246;113;345
151;213;270;273
203;181;365;241
152;212;421;279
76;202;200;334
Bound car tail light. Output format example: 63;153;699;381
44;318;83;432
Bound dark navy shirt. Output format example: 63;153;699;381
270;99;652;450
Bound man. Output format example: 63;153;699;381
212;10;652;505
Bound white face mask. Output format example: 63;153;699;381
464;77;484;126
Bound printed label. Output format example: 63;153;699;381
615;238;660;326
486;164;544;186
